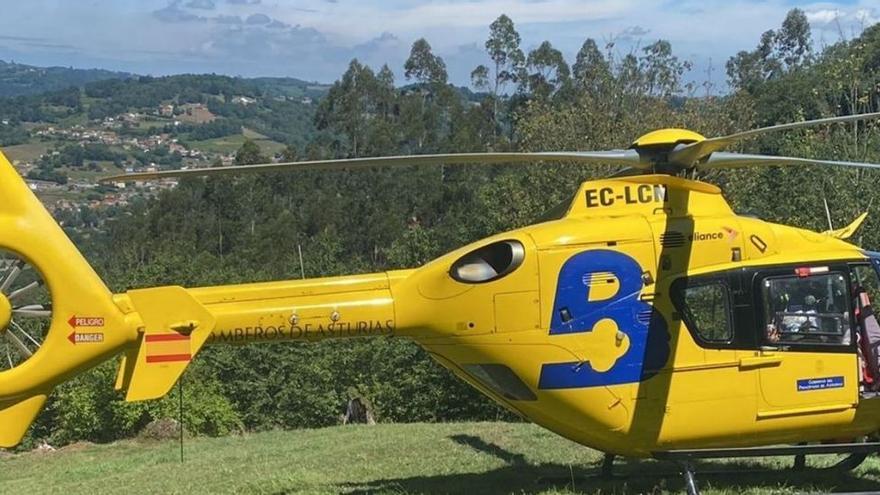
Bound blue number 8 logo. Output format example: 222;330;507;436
538;250;670;389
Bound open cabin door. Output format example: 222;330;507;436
850;261;880;399
752;264;858;417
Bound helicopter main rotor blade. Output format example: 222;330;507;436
670;112;880;167
696;152;880;171
100;151;645;183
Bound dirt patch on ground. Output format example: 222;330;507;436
178;104;216;124
138;418;186;442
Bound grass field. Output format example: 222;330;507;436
3;141;52;164
189;129;286;156
3;422;880;494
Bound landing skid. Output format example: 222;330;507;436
653;442;880;495
537;444;875;493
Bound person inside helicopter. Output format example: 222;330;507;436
763;273;849;346
855;286;880;392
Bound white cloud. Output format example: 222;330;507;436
806;8;842;25
0;0;874;86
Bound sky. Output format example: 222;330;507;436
0;0;877;89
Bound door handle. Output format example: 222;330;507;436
739;356;782;370
760;345;789;352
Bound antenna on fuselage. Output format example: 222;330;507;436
824;196;834;231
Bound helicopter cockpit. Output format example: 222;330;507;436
763;271;850;345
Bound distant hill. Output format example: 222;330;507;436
0;60;330;101
0;60;132;97
249;76;331;100
0;69;328;165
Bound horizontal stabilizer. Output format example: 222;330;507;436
824;212;868;240
124;286;216;401
0;393;48;448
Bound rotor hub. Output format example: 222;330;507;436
631;128;705;148
0;293;10;332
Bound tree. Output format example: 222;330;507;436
618;53;643;96
640;40;690;97
280;144;298;162
777;8;812;69
572;38;611;94
726;48;768;93
366;64;400;154
235;139;267;166
315;59;379;157
470;65;490;91
376;64;397;121
525;40;570;99
404;38;448;86
726;8;812;92
486;15;526;92
479;14;526;132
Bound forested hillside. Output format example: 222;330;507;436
0;70;325;210
0;60;131;97
19;9;880;448
0;72;322;148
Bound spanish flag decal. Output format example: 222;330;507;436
144;333;192;363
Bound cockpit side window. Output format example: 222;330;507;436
762;272;851;346
449;240;525;284
672;276;734;346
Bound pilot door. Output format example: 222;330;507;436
752;264;858;415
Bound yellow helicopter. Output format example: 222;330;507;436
3;113;880;491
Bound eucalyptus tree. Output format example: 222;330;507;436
572;38;612;96
525;40;571;100
471;14;526;135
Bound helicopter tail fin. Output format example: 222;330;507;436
823;212;868;240
114;286;216;401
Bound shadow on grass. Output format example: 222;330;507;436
331;434;880;494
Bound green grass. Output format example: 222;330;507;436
242;127;269;139
2;422;880;494
138;118;173;129
189;132;285;156
64;161;124;180
3;141;52;163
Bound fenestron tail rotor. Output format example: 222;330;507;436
99;112;880;184
0;251;52;371
0;149;142;449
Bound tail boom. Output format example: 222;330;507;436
114;270;409;401
195;271;407;345
0;147;417;445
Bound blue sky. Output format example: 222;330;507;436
0;1;876;88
